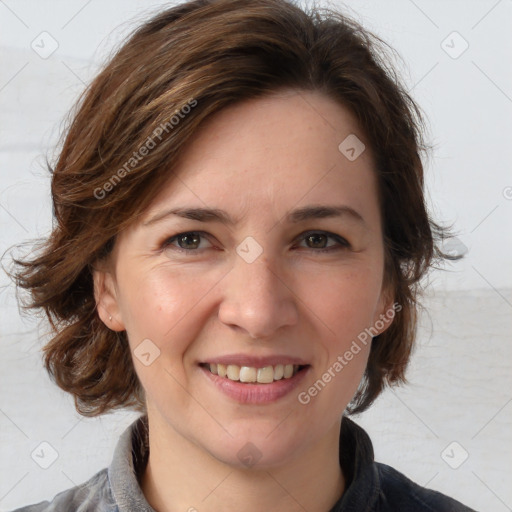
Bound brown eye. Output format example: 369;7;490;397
297;231;350;252
175;233;201;249
305;233;328;249
161;231;213;253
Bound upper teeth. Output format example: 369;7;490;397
208;363;299;383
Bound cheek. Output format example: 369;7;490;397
306;262;385;340
116;265;223;405
296;268;378;414
116;264;218;349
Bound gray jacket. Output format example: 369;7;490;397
12;415;477;511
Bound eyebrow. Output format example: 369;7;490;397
143;204;366;227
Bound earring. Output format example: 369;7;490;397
109;315;112;321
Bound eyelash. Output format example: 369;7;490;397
160;230;350;255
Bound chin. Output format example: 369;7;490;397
204;419;317;470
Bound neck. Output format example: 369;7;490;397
140;415;345;512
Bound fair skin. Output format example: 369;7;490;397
94;89;394;512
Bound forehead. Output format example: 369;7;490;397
141;89;379;228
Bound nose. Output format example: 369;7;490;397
218;252;299;340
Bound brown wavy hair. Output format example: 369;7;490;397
10;0;452;416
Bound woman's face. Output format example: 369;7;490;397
95;89;393;468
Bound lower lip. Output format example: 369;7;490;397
199;365;310;404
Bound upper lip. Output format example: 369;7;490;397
201;354;309;367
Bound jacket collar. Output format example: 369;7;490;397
108;415;154;511
331;416;380;511
108;414;379;512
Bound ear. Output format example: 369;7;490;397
372;283;399;337
92;264;126;332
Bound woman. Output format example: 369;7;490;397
11;0;476;510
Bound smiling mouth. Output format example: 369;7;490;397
200;363;309;384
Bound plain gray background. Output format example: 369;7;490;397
1;1;511;511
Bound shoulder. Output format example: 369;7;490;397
376;462;478;512
10;468;117;512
